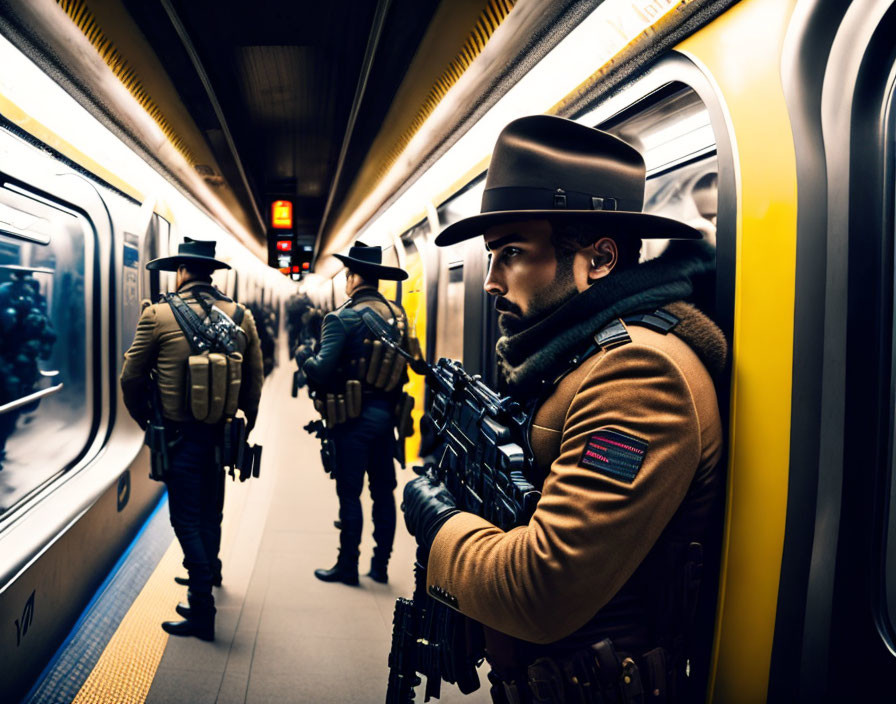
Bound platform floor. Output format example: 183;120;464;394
26;359;491;704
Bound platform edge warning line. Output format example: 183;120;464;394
71;540;182;704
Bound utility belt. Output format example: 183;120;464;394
488;639;676;704
313;378;414;441
147;415;261;483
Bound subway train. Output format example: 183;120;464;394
2;0;896;702
299;1;896;701
0;29;294;701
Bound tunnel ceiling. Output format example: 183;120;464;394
120;0;446;243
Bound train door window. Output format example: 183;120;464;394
0;183;94;516
597;84;720;319
400;223;429;356
142;214;168;303
435;177;487;365
435;259;465;362
380;244;400;302
333;270;348;308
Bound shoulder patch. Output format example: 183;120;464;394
579;429;648;483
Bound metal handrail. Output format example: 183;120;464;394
0;383;64;415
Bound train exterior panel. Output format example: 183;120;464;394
0;35;294;700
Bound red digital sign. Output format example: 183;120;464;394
271;200;293;229
276;239;292;252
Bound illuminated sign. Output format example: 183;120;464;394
276;239;292;252
271;200;293;229
277;254;291;268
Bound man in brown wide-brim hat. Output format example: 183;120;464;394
402;115;728;702
121;237;264;641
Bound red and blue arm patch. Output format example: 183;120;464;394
578;429;649;484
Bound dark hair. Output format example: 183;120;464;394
550;221;642;271
349;269;379;289
181;262;215;282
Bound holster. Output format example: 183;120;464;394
220;416;247;474
146;421;170;481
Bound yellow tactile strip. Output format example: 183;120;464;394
71;539;181;704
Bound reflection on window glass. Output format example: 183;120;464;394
0;185;92;515
641;156;719;261
438;178;485;228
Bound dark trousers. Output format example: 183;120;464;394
330;400;397;564
165;424;223;596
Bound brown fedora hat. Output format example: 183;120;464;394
435;115;702;247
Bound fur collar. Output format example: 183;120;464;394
496;241;722;397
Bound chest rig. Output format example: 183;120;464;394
165;287;247;425
313;292;414;440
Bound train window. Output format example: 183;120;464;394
333;270;348;308
598;85;718;262
434;259;465;362
380;245;400;301
0;184;93;516
434;178;487;364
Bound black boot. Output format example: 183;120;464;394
366;557;388;584
163;591;215;641
315;533;360;585
314;555;359;585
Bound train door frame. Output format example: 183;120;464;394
775;2;896;699
562;52;738;700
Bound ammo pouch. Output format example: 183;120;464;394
313;380;363;426
188;352;242;424
358;337;408;392
355;294;415;393
395;391;414;440
166;291;247;425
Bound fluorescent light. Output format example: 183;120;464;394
341;0;691;251
0;34;293;294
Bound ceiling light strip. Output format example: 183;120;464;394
343;0;700;254
375;0;517;184
55;0;196;166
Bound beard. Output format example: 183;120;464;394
496;256;577;336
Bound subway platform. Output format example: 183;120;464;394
21;361;490;704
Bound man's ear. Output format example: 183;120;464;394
588;237;618;281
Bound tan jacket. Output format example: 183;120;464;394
427;309;723;644
120;280;265;429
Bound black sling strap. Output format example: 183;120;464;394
165;292;243;355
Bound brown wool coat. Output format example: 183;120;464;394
427;316;723;644
120;280;265;429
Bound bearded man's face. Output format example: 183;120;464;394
483;220;578;336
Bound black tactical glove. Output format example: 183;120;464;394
402;475;460;552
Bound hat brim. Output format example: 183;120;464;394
434;210;704;247
146;254;231;272
333;254;408;281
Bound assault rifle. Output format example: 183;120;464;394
360;310;541;702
